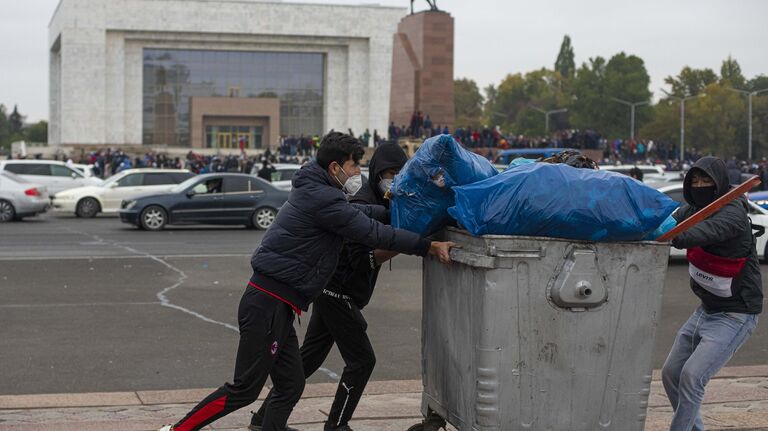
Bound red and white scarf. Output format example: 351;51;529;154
687;247;747;298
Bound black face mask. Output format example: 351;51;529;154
691;185;717;208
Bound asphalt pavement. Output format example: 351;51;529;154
1;212;767;396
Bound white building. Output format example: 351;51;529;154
48;0;405;150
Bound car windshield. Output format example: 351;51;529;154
171;176;201;193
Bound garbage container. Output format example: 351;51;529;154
410;228;670;431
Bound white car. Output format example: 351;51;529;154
0;160;103;195
52;168;194;217
251;163;303;191
0;171;49;222
657;183;768;260
600;164;665;177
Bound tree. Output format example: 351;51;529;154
9;105;24;134
720;55;746;88
454;78;484;129
687;82;746;157
664;67;718;97
554;35;575;79
0;105;9;150
748;75;768;92
570;56;607;132
24;121;48;143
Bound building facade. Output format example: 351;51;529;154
49;0;406;149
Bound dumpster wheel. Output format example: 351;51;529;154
407;412;446;431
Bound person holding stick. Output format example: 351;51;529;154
662;156;762;431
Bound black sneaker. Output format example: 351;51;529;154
248;423;301;431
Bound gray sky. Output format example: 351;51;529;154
2;0;767;122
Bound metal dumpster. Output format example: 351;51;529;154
410;228;670;431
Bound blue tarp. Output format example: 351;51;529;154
447;162;679;241
390;134;498;236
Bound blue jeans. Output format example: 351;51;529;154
661;306;758;430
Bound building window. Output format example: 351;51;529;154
142;49;324;147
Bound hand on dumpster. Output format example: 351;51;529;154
429;241;457;264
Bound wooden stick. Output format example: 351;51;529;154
657;175;762;242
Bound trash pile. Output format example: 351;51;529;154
390;136;679;242
389;134;498;235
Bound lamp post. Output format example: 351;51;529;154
661;89;706;162
531;107;568;135
727;87;768;160
611;97;649;140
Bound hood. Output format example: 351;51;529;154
367;143;408;205
292;160;337;190
683;156;729;207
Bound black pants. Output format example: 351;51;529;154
253;294;376;430
173;286;304;431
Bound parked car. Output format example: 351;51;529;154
657;183;768;260
118;173;289;231
0;160;103;195
0;171;49;222
71;163;97;178
52;168;194;217
251;163;302;191
600;164;669;182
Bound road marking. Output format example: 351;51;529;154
0;302;161;308
60;227;240;333
0;254;251;261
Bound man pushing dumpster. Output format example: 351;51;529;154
662;156;762;431
158;132;456;431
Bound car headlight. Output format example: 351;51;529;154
122;200;138;210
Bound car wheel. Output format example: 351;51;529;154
140;205;167;231
0;200;16;222
252;207;277;230
76;197;100;218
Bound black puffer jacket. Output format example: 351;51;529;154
326;143;409;308
672;156;763;314
250;160;430;311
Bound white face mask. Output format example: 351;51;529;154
379;178;394;195
333;164;363;196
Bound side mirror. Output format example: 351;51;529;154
71;173;78;179
186;190;195;198
109;182;119;188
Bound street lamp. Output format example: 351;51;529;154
660;89;706;162
727;87;768;161
611;97;649;140
530;106;568;135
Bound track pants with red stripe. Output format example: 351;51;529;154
173;286;305;431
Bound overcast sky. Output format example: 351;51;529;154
2;0;767;122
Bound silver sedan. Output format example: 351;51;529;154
0;171;50;222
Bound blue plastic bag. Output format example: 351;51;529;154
643;213;678;240
447;163;679;241
507;157;536;170
390;134;498;236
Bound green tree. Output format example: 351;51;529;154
570;56;607;131
9;105;24;134
664;66;718;96
603;53;653;139
454;78;484;129
687;82;745;157
24;121;48;143
720;55;746;88
554;35;575;79
748;75;768;92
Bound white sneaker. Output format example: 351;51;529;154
158;426;173;431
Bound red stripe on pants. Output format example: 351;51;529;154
174;395;227;431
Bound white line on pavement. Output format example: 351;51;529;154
60;226;240;333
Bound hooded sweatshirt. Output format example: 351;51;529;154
250;160;430;311
325;144;409;308
672;156;763;314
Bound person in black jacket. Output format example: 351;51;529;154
661;156;762;431
159;133;455;431
249;143;409;431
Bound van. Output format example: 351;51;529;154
0;160;104;195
